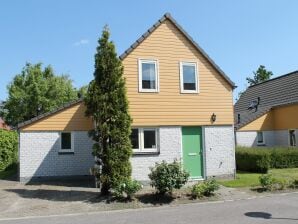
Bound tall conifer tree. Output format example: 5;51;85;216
85;26;132;195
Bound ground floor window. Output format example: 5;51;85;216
289;130;296;146
257;131;265;145
130;128;159;153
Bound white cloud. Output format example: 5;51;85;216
73;39;89;46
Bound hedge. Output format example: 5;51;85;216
0;130;18;171
236;147;298;173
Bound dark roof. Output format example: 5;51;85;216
120;13;236;88
235;71;298;129
17;98;83;129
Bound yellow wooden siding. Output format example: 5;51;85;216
273;104;298;130
123;20;233;126
238;104;298;131
21;102;93;131
238;112;274;131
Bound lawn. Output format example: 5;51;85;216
219;168;298;188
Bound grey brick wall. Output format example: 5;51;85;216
19;131;94;181
204;126;235;178
131;127;181;181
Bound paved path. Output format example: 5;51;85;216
0;193;297;224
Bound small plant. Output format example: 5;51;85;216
112;179;142;200
191;179;220;198
148;160;189;195
259;174;275;191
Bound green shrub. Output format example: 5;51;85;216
236;147;271;173
0;130;18;171
259;174;275;190
289;179;298;189
112;179;142;199
148;160;189;195
191;179;220;198
236;147;298;173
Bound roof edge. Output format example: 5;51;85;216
17;98;84;129
119;13;236;89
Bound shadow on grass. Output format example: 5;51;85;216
136;193;175;205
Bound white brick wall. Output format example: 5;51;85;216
236;130;297;147
19;131;94;181
204;126;235;178
131;127;181;181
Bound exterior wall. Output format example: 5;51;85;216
21;103;93;131
204;126;235;178
236;130;298;147
19;131;94;181
238;112;274;131
131;127;181;181
273;104;298;130
122;20;234;126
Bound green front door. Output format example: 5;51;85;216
182;127;203;179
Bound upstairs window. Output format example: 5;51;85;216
60;132;73;152
180;62;198;93
138;59;159;92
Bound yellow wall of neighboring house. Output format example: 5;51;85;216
20;18;234;131
21;102;93;131
122;20;234;126
238;104;298;131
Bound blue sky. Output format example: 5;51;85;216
1;0;298;101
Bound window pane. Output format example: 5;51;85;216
61;132;71;149
130;129;139;149
290;130;296;146
183;64;196;90
143;130;156;149
257;132;263;143
142;62;156;89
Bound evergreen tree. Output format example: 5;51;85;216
85;26;132;195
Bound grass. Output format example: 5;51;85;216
219;168;298;188
0;163;18;179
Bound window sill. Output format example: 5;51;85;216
257;143;266;146
133;151;160;156
139;90;159;93
58;151;74;155
180;91;199;94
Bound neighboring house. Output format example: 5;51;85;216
235;71;298;147
0;117;10;130
18;13;236;183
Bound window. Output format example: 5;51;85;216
180;62;198;93
237;114;241;124
257;131;265;145
289;130;296;146
138;59;159;92
130;128;159;153
60;132;73;152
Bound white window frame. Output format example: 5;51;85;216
59;132;74;153
179;61;199;93
288;129;296;147
131;127;159;153
138;59;159;93
257;131;265;145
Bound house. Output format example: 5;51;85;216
18;13;236;183
235;71;298;147
0;117;10;130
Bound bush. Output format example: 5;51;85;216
289;179;298;189
191;179;220;198
112;179;142;200
0;130;18;171
259;174;275;190
148;160;189;195
236;147;271;173
236;147;298;173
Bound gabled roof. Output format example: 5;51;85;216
17;99;83;129
120;13;236;89
235;70;298;129
18;13;236;129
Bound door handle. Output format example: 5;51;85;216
188;153;197;156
